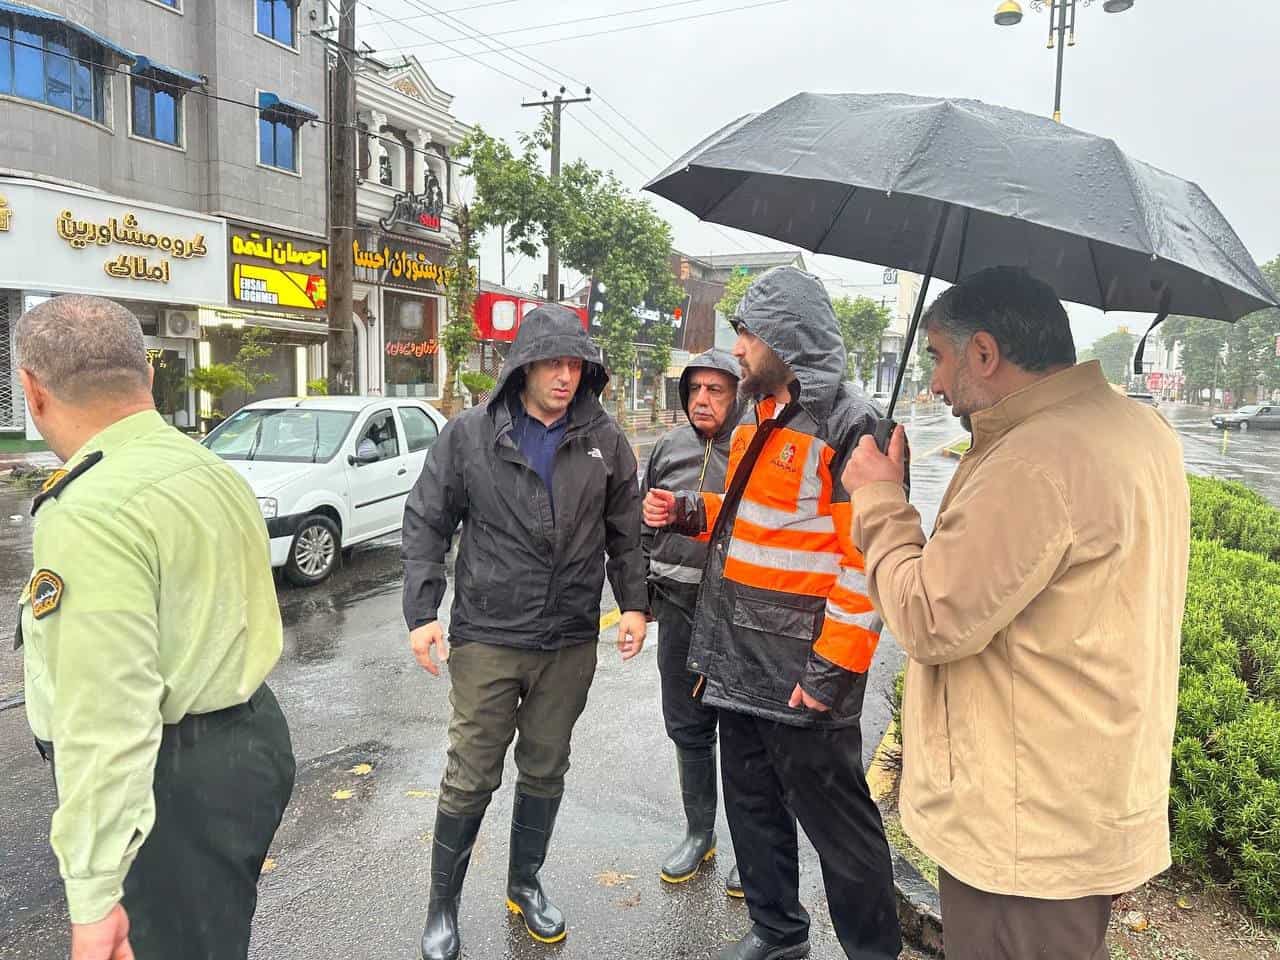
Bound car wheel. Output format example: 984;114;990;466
285;515;341;586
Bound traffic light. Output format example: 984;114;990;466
587;277;608;334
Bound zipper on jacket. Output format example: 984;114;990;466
697;438;712;492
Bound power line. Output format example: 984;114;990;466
360;0;541;90
370;0;764;53
361;0;525;27
414;0;791;63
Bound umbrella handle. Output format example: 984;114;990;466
874;417;896;453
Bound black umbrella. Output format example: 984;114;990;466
645;93;1279;435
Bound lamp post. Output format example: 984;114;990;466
994;0;1135;123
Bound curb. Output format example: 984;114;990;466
868;724;945;957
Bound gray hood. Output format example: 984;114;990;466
489;303;608;410
678;347;742;442
733;266;846;422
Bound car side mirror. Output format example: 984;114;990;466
349;439;380;466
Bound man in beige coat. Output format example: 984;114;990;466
842;267;1190;960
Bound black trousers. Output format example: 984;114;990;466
42;684;296;960
719;709;901;960
654;594;718;751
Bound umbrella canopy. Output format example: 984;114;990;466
646;92;1278;324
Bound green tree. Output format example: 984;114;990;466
556;163;681;422
1163;315;1226;403
1087;329;1137;384
714;269;754;321
833;296;892;386
440;202;479;415
185;326;277;423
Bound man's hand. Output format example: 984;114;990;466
410;621;449;676
841;426;906;496
642;489;676;528
788;683;831;713
617;611;647;661
71;903;133;960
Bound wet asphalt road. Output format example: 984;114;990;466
3;401;1270;959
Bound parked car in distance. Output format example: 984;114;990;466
203;396;447;585
1211;404;1280;432
871;391;892;411
1126;392;1159;407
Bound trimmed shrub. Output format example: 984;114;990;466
1172;478;1280;924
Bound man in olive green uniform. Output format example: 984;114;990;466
15;295;295;960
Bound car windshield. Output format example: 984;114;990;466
1236;405;1262;415
204;409;357;463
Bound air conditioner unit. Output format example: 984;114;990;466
161;309;199;339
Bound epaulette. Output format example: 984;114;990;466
31;450;104;516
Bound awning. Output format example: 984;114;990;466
199;307;328;339
130;54;204;89
258;92;319;122
0;1;135;62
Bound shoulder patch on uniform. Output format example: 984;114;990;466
31;450;103;516
30;570;64;620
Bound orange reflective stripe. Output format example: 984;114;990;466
814;617;879;673
723;554;836;598
732;514;839;554
697;492;722;543
829;501;867;567
828;583;875;615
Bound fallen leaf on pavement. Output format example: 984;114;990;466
331;789;354;801
1122;911;1149;933
260;858;278;874
406;789;439;799
349;763;374;776
594;871;636;887
1176;896;1192;910
617;892;642;908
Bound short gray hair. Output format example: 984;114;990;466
15;295;151;402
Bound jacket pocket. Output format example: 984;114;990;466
725;593;819;704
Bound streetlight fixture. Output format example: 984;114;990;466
994;0;1135;122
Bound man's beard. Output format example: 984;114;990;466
951;362;993;434
739;351;792;400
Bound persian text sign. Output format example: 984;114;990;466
0;178;227;305
353;230;453;294
228;224;328;314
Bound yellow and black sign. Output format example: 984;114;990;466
228;224;328;315
30;569;65;620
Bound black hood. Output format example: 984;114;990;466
732;266;846;422
489;303;608;410
678;347;742;441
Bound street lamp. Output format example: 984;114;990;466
994;0;1135;123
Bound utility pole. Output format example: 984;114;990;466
327;0;357;394
522;87;590;302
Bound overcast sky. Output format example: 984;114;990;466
350;0;1279;349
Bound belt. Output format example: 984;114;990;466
35;684;269;763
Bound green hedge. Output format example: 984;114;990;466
1172;479;1280;924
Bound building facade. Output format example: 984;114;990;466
670;250;808;355
350;55;468;403
0;0;328;436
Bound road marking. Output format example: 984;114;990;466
599;609;621;631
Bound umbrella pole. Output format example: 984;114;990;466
885;204;953;424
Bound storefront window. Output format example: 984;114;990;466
384;293;441;398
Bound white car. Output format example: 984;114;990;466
203;396;447;586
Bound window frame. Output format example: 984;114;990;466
128;74;186;150
141;0;183;13
255;87;303;177
255;0;299;52
397;404;439;454
0;16;111;127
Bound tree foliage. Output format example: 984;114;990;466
440;202;480;413
833;296;892;386
714;270;754;321
1087;329;1137;385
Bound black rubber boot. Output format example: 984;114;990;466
716;930;811;960
420;809;485;960
661;746;719;883
506;790;567;944
726;863;744;898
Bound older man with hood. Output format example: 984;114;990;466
644;267;902;960
641;348;744;896
401;304;648;960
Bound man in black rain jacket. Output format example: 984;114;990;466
401;303;648;960
641;348;746;896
